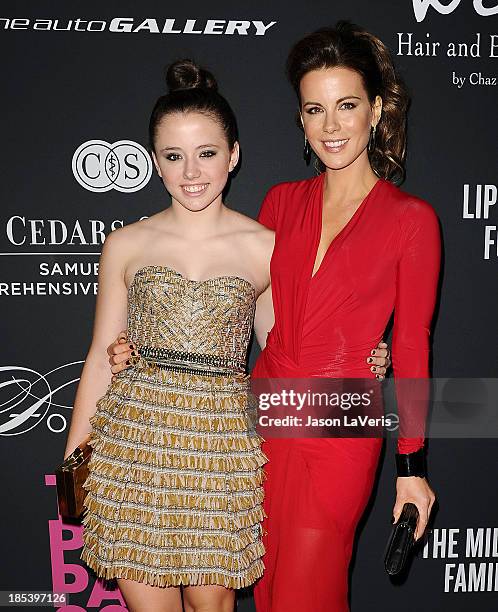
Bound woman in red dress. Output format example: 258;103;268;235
250;22;440;611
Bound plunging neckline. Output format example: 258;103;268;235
310;174;382;281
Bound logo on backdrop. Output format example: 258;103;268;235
0;363;83;436
398;4;497;88
72;140;152;193
413;0;498;22
0;17;277;36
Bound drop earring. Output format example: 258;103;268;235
368;124;377;153
303;134;311;165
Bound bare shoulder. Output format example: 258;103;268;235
226;209;274;287
225;209;275;268
228;208;275;247
102;212;165;257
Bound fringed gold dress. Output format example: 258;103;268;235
80;265;267;589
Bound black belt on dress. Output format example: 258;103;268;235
137;346;246;376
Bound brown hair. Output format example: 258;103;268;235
286;20;409;184
149;59;238;152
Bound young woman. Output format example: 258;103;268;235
63;59;274;612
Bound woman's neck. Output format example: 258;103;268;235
323;154;379;204
166;196;227;239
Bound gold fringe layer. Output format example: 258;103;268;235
81;546;265;590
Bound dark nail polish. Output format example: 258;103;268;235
126;359;130;365
131;350;138;356
367;357;373;363
372;350;376;355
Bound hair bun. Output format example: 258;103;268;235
166;59;218;93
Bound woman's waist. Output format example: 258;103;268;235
259;338;377;378
133;344;247;376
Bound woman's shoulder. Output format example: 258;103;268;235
228;208;275;240
379;181;440;251
380;179;439;226
222;209;274;267
101;214;161;264
265;174;321;200
259;175;322;229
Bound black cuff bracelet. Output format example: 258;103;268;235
395;448;427;477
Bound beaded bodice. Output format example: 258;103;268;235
127;265;256;369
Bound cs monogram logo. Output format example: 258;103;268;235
72;140;152;193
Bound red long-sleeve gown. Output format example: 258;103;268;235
251;173;441;612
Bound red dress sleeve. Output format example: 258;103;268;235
392;198;441;454
257;185;280;230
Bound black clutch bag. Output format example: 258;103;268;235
55;434;92;520
384;502;419;575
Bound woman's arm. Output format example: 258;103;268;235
254;284;274;350
392;201;441;454
391;199;441;538
63;230;129;459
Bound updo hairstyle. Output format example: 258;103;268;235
148;59;238;152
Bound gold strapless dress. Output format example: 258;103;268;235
80;265;267;589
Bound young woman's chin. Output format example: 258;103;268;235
177;199;214;213
172;190;223;212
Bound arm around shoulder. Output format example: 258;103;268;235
251;220;275;349
254;284;274;350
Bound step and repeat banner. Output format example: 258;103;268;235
1;1;497;611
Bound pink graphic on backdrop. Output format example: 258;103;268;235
45;474;127;611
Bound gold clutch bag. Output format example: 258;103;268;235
55;434;92;520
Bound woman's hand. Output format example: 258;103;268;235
107;330;135;382
393;476;436;541
367;340;391;380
